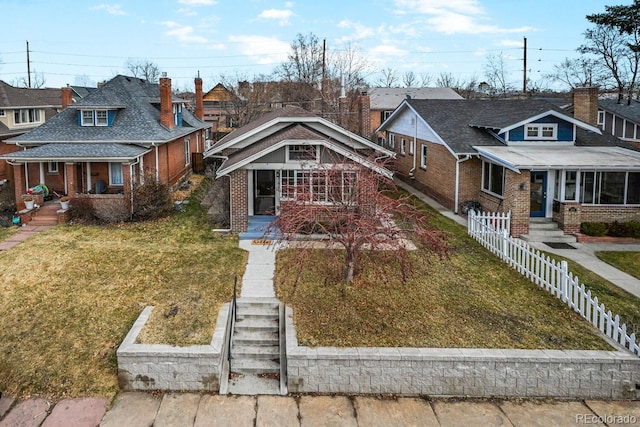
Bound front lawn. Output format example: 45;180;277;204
275;199;613;350
0;176;246;399
596;251;640;280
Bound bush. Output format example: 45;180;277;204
94;199;130;223
580;222;608;236
627;220;640;238
67;197;98;224
132;176;173;221
606;221;628;237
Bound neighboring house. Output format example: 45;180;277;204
597;97;640;145
0;81;64;181
203;105;395;233
367;87;463;137
376;87;640;237
203;83;240;139
0;74;210;212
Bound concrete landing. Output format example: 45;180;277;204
227;374;280;395
238;240;278;298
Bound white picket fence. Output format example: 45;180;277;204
468;210;640;357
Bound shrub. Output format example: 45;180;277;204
67;197;97;224
132;175;173;221
580;221;608;236
94;199;130;223
607;221;628;237
627;220;640;238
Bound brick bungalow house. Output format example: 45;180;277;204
0;74;210;214
0;81;65;182
203;105;395;234
376;87;640;237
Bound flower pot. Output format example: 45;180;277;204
60;200;70;210
25;200;35;210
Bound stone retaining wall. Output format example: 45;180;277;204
117;304;230;391
285;307;640;399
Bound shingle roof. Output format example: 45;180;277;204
599;99;640;123
2;143;149;160
0;81;61;108
369;87;462;110
9;75;208;144
404;98;626;155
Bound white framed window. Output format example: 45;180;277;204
580;171;640;205
597;111;605;127
96;110;108;126
400;138;406;155
184;138;191;166
482;161;505;197
524;123;557;140
109;162;124;186
280;169;357;204
81;110;94;126
0;109;5;117
388;133;396;149
81;110;109;126
48;161;59;174
420;144;427;169
14;108;41;125
409;139;415;155
173;103;183;126
382;111;393;122
288;144;317;161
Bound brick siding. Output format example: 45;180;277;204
230;170;248;233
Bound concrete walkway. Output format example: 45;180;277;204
238;239;278;298
0;225;54;251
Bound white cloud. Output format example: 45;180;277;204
228;35;290;64
499;39;525;48
178;0;217;5
258;9;294;26
338;20;376;41
91;4;126;16
162;21;208;43
369;44;408;57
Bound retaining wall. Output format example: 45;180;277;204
285;307;640;399
117;304;230;391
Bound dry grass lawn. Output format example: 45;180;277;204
0;176;246;399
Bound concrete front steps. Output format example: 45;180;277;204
520;218;577;244
239;216;278;240
19;201;62;226
227;298;285;395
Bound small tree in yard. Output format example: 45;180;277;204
132;171;174;221
269;153;448;290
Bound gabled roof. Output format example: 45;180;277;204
205;106;395;177
8;75;209;145
0;80;61;108
378;98;622;155
368;87;463;110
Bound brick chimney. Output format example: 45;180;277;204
194;76;204;120
573;86;599;126
160;75;174;129
61;86;73;109
358;91;371;137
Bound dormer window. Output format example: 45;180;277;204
288;144;317;161
173;103;183;126
525;124;557;140
81;109;110;126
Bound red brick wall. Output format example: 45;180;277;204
502;169;530;236
230;170;248;233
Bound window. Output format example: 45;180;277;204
482;161;505;196
409;139;415;155
524;123;557;140
400;138;406;155
110;162;124;186
14;108;41;125
382;111;393;122
388;133;396;149
564;171;577;201
184;138;191;166
280;169;357;204
420;144;427;169
48;161;59;174
173;103;183;126
597;111;605;127
580;171;640;205
0;109;5;117
288;145;317;161
81;110;108;126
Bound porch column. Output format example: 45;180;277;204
65;163;78;197
12;164;26;209
230;169;248;233
124;162;133;214
502;169;530;236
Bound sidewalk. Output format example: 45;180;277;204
0;224;54;251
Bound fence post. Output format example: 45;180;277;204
560;260;569;303
502;228;509;260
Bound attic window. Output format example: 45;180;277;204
288;144;317;161
525;123;557;140
81;109;109;127
0;109;5;117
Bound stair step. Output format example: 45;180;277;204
232;345;280;358
231;358;280;374
233;331;279;346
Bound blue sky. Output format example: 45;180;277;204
0;0;624;91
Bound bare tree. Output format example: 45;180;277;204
274;32;324;107
376;68;399;88
483;52;515;98
13;70;46;88
402;71;417;87
268;154;448;288
125;59;161;83
545;57;610;90
419;72;433;87
73;74;95;87
435;72;458;88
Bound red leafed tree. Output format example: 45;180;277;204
268;153;448;286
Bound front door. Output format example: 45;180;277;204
254;170;275;215
530;171;547;217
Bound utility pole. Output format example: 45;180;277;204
523;37;527;95
26;40;32;88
